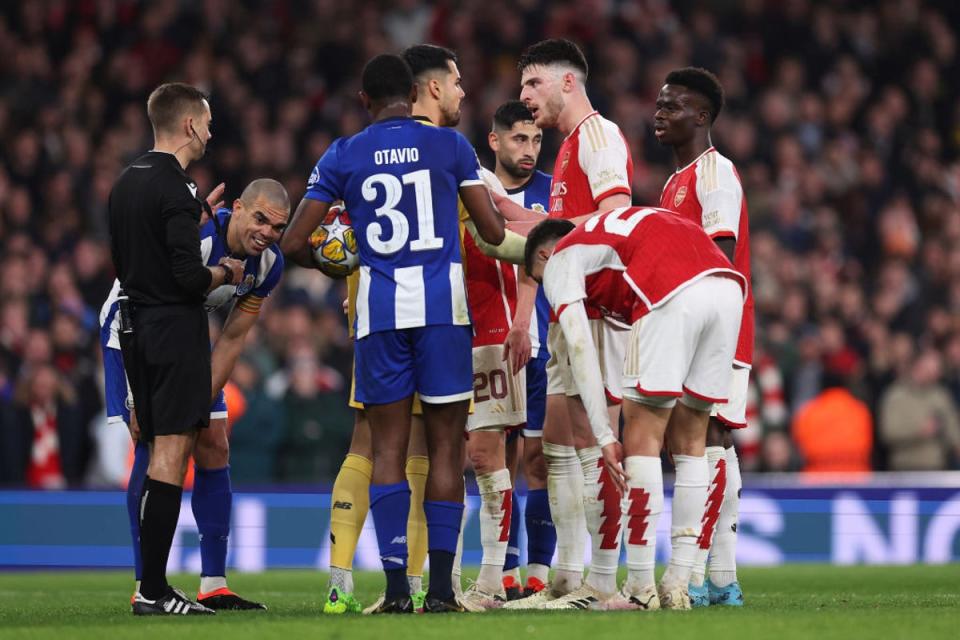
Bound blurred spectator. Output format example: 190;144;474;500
273;341;352;482
791;370;874;473
879;349;960;470
0;364;88;486
229;358;286;484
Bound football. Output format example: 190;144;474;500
310;204;359;278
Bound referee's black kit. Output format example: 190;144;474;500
108;150;213;441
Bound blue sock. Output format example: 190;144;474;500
504;491;521;571
192;465;232;580
424;500;464;600
370;482;411;597
126;442;150;582
525;488;556;567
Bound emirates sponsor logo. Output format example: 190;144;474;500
674;185;687;208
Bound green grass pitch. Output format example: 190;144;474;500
1;566;958;639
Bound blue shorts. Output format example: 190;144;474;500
102;344;226;424
522;355;549;438
354;325;473;405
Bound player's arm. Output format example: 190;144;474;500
282;142;344;268
503;268;536;375
489;190;548;222
281;197;331;268
564;193;633;225
459;184;505;245
698;160;742;263
210;296;263;403
463;219;527;264
556;300;626;490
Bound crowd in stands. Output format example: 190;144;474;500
2;0;959;487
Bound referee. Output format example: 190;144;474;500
108;82;244;616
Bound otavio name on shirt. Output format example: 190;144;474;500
374;147;420;165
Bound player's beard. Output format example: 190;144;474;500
500;154;534;181
441;101;462;127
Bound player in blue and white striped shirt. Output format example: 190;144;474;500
281;54;505;614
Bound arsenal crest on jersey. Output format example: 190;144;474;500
235;273;255;297
674;185;687;208
560;150;571;173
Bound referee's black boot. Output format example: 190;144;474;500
132;586;216;615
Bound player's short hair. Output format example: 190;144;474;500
402;44;458;81
664;67;725;123
492;100;536;132
524;218;576;274
147;83;207;136
240;178;290;211
361;54;414;103
518;39;588;80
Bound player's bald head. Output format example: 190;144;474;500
240;178;290;211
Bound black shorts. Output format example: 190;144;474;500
119;304;211;441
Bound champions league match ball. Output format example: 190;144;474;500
310;204;359;278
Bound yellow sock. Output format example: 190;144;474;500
405;455;429;579
329;454;372;571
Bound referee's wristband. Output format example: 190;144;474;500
218;264;235;285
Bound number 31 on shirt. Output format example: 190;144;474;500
362;169;442;254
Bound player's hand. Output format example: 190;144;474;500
503;324;532;375
128;408;141;443
506;220;539;238
219;256;245;285
342;298;349;315
481;168;507;196
602;441;628;494
202;182;226;226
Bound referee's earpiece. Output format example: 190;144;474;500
189;122;205;151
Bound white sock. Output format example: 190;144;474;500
476;468;512;592
578;446;622;594
691;446;727;588
709;446;741;587
452;493;468;597
661;454;709;589
623;456;663;592
543;442;585;579
504;567;520;581
407;575;421;593
134;579;141;594
199;576;227;594
329;566;353;593
527;563;549;583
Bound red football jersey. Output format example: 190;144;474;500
661;147;754;367
548;112;633;220
462;229;517;348
543;207;746;324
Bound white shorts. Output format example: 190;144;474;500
545;319;627;403
713;365;749;428
622;276;743;406
467;344;526;431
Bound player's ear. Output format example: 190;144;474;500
488;131;499;152
359;90;371;112
233;198;243;212
429;77;442;101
